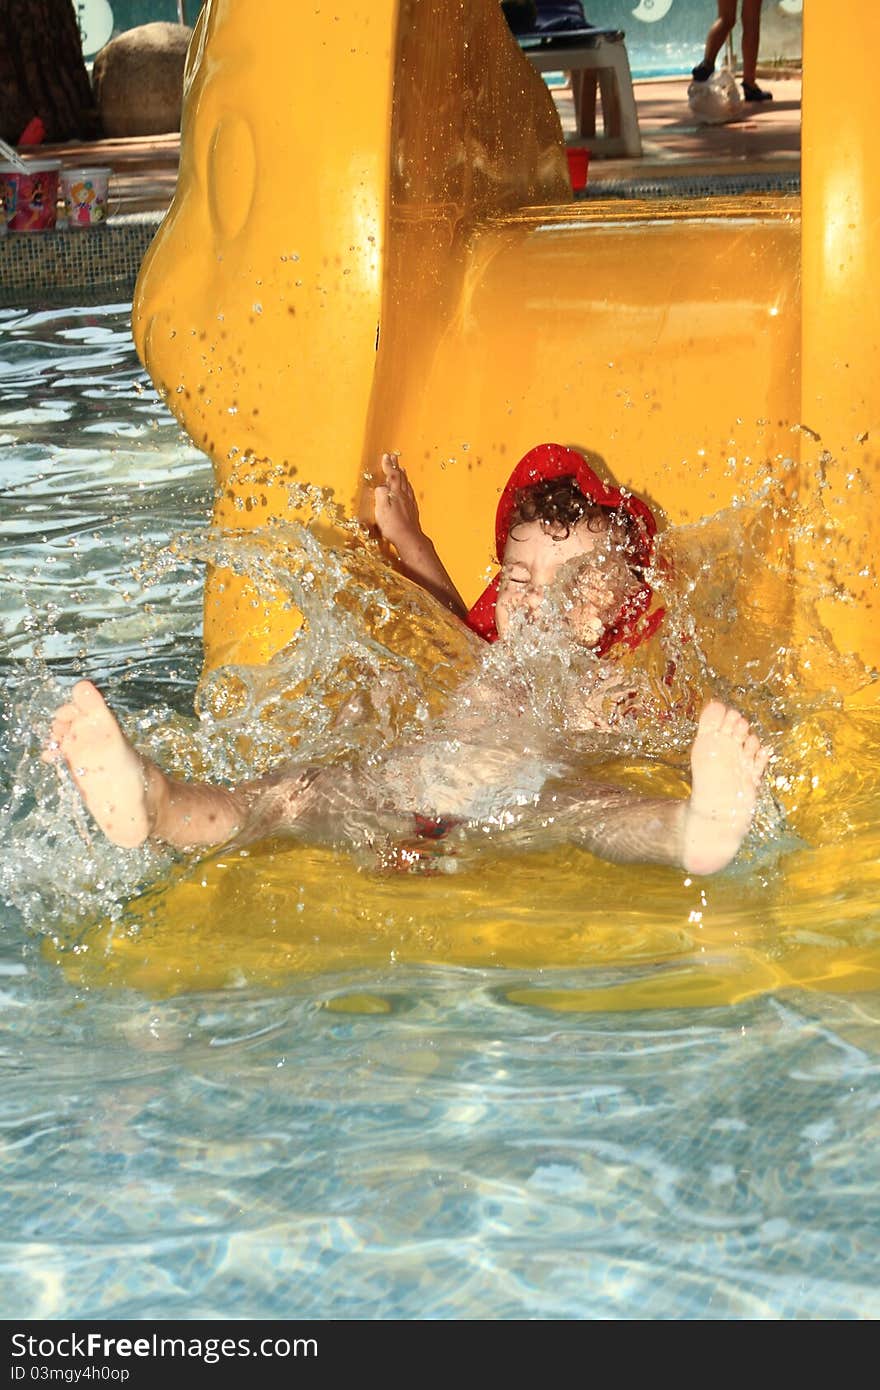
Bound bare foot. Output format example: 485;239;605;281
44;681;152;848
682;700;770;875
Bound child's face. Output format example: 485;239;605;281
495;516;640;645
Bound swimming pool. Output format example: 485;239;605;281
1;303;878;1320
97;1;802;75
571;0;801;76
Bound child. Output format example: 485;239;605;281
374;441;665;654
45;447;770;875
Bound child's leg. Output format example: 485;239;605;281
45;682;397;856
45;681;246;849
535;702;769;875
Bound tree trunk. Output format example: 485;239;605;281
0;0;100;143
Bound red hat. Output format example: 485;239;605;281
466;443;664;654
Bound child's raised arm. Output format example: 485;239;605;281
372;453;468;620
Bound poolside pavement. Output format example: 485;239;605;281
0;71;801;304
30;73;801;218
576;71;801;184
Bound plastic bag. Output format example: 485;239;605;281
687;68;743;125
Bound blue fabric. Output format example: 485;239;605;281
533;2;590;32
501;1;593;36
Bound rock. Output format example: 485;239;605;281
92;22;192;138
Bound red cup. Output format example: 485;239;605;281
566;146;590;192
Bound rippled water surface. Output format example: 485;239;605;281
1;304;878;1320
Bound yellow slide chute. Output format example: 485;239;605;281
133;0;880;679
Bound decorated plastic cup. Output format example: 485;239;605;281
60;167;112;229
0;159;62;232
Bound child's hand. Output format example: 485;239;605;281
563;551;640;646
373;453;423;552
370;453;468;618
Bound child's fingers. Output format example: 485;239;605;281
381;453;416;502
374;486;398;533
375;456;419;538
388;468;414;506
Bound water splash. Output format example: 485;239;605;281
2;306;879;990
4;460;873;935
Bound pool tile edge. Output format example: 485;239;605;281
0;216;162;308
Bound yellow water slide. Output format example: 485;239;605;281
132;0;880;680
105;0;880;1003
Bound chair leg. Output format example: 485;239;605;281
597;66;622;140
608;47;642;157
555;43;643;157
571;68;598;139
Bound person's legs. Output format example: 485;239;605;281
530;701;769;874
740;0;762;83
46;681;292;850
46;681;398;855
740;0;772;98
693;0;738;80
46;687;769;874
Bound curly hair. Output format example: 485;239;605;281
509;475;645;574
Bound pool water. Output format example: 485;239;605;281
1;304;878;1320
